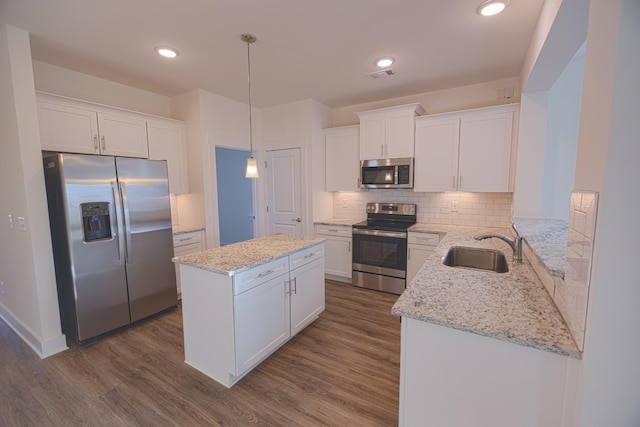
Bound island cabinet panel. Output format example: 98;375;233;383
181;265;236;385
290;257;324;336
179;241;325;388
234;273;290;375
399;318;579;427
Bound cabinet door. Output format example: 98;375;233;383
97;112;149;158
148;120;189;193
323;236;352;278
359;116;385;160
325;126;360;191
458;111;513;192
414;117;460;192
234;274;290;376
290;258;325;336
37;101;99;154
385;112;415;158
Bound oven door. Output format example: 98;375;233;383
352;228;407;294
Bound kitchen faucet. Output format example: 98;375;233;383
474;223;523;263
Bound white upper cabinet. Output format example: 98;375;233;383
97;112;148;158
37;101;100;155
148;119;189;194
357;103;424;160
414;117;460;192
414;104;519;193
37;94;149;158
324;125;360;191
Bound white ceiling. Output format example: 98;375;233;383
0;0;544;108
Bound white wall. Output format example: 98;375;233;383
0;25;66;357
515;0;640;423
512;91;549;217
574;0;640;424
540;49;585;219
171;89;262;247
32;60;171;117
261;99;331;236
330;77;520;127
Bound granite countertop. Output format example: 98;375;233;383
392;224;580;358
314;217;364;226
513;218;568;278
172;234;324;276
173;224;206;235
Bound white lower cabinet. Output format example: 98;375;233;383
315;224;352;282
181;243;324;388
173;230;205;298
399;318;580;427
407;232;440;284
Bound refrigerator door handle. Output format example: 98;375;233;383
111;181;125;265
119;182;133;265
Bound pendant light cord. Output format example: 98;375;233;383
242;33;256;155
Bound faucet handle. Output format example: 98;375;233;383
512;223;522;239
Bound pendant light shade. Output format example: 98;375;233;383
245;156;259;178
242;33;259;178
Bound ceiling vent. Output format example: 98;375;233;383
367;68;395;79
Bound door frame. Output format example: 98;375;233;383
207;139;258;247
214;145;257;245
262;138;308;236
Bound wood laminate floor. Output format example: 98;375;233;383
0;281;401;426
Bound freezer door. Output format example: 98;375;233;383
116;157;177;322
49;153;131;341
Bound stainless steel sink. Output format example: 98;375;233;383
442;246;509;273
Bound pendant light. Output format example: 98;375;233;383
242;33;259;178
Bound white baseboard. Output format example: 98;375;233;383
0;302;67;358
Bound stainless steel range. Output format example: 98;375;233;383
352;202;417;295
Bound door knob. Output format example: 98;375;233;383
291;218;301;223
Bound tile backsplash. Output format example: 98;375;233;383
554;190;598;351
333;190;513;228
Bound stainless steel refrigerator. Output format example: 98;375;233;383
43;152;177;342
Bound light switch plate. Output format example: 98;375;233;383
8;214;13;229
18;217;26;231
451;202;459;212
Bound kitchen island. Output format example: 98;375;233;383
173;234;325;388
394;224;580;427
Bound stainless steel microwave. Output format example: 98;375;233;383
360;158;414;189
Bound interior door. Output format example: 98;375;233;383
215;146;255;245
266;148;303;235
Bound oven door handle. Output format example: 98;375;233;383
352;229;407;239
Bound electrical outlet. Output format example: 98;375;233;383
18;217;26;231
451;202;459;212
342;199;349;208
8;214;13;229
0;281;5;294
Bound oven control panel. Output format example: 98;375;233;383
366;202;416;216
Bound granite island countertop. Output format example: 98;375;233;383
392;224;580;358
172;234;324;276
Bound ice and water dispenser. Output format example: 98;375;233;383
80;202;112;242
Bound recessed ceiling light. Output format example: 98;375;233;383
375;57;396;68
155;46;179;58
477;0;510;16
